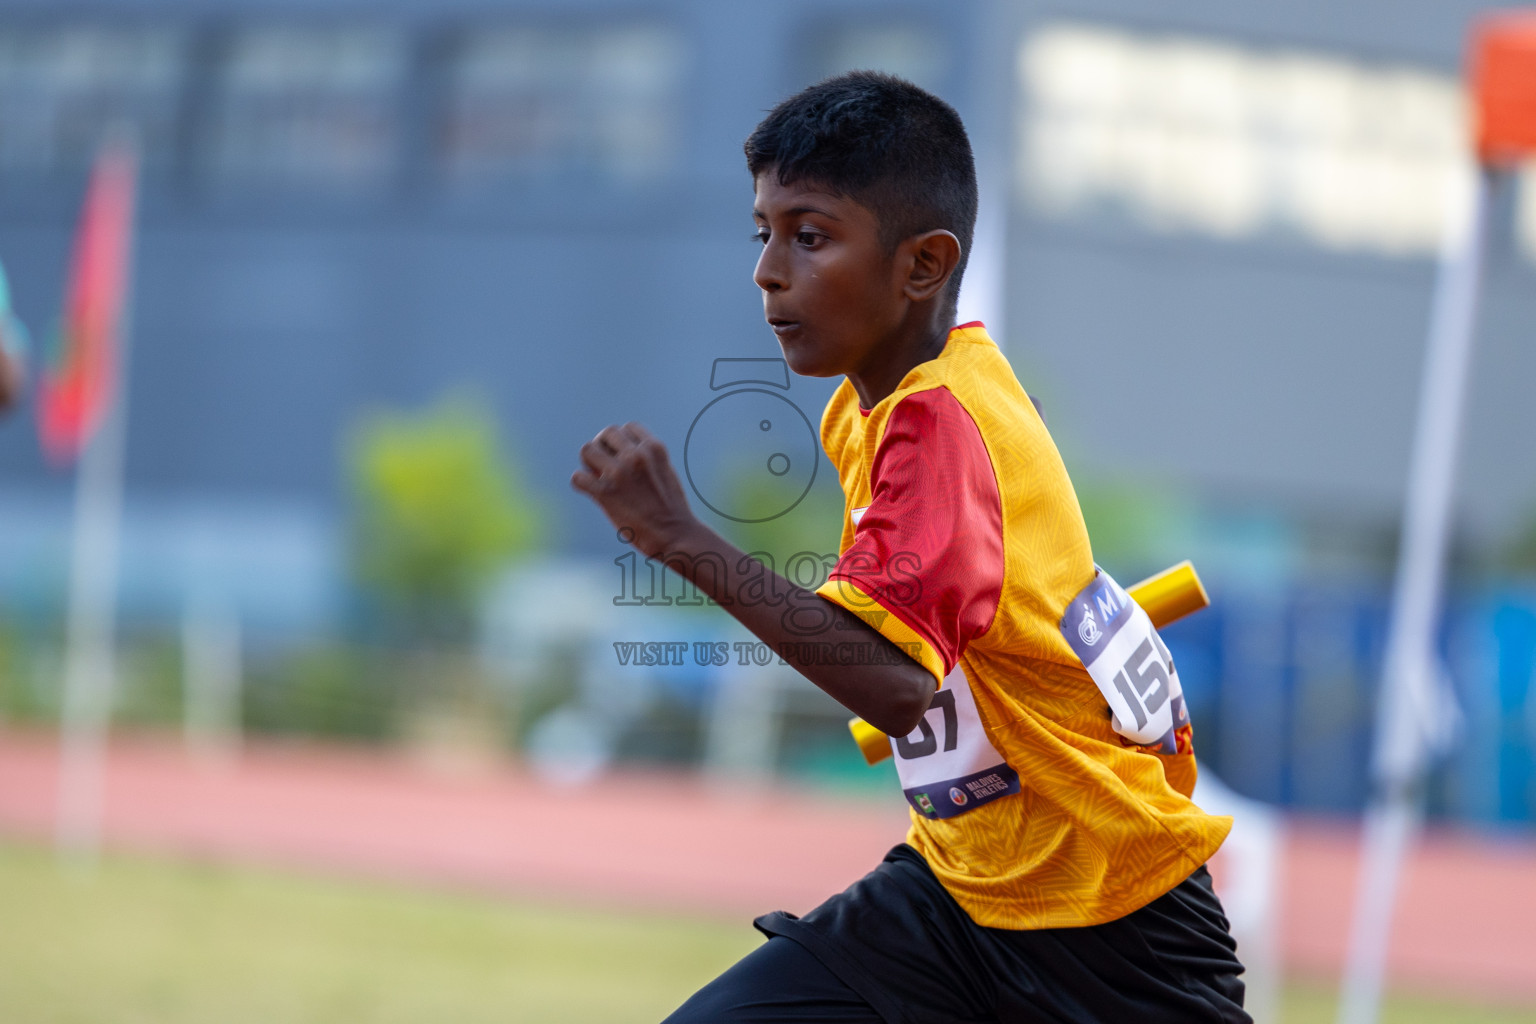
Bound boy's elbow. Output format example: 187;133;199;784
872;670;937;738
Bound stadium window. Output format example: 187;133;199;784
1018;23;1485;259
0;24;188;177
204;26;406;189
798;21;950;93
437;23;684;185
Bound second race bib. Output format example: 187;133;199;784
1060;569;1189;754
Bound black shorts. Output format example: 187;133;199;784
663;844;1250;1024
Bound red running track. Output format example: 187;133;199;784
0;730;1531;1003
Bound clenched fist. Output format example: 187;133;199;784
571;422;700;558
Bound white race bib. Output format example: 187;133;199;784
893;663;1020;819
1060;569;1189;754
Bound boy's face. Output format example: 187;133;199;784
752;173;905;380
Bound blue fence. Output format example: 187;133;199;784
1164;584;1536;825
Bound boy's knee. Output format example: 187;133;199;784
659;985;744;1024
658;936;880;1024
658;938;792;1023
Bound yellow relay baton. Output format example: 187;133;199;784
848;560;1210;767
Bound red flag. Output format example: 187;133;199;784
37;140;137;464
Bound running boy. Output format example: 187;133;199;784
572;71;1248;1023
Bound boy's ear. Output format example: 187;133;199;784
899;229;962;303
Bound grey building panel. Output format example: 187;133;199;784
0;0;1530;610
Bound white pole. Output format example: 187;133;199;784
956;0;1013;344
54;377;129;863
1336;165;1495;1024
959;197;1007;340
54;136;137;865
182;592;242;767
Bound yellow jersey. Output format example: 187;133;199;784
816;322;1230;929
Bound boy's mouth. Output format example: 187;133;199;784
768;318;800;336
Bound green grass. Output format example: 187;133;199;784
0;842;1530;1024
1282;982;1536;1024
0;844;759;1024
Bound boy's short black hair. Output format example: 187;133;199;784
745;71;978;312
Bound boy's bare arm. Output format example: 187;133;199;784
0;346;21;412
572;422;935;737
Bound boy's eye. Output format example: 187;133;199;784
751;229;769;245
795;231;822;247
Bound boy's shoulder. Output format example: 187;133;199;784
821;323;1033;457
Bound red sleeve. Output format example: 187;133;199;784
820;387;1004;678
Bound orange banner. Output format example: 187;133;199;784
1473;11;1536;165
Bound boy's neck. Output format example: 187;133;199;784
847;314;955;410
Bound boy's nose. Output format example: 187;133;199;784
753;243;786;292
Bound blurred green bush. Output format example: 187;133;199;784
719;470;845;575
242;644;397;743
0;622;52;723
346;395;542;649
1509;510;1536;577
